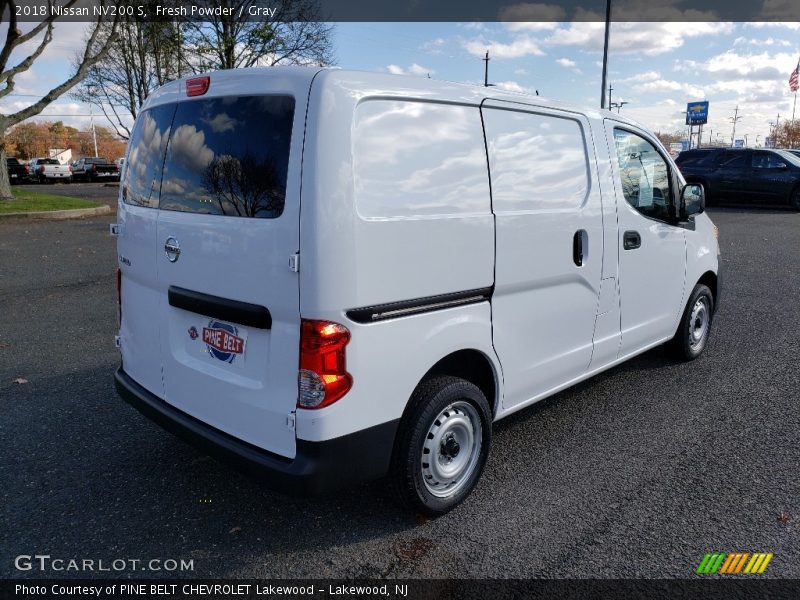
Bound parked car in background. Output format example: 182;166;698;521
6;157;31;183
784;149;800;160
676;147;800;210
73;157;120;182
27;158;72;183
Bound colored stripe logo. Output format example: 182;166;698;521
696;552;773;574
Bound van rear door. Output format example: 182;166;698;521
156;75;308;459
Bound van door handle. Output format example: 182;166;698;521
573;230;585;266
623;231;641;250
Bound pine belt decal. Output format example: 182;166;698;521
201;320;245;364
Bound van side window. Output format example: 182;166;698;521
483;108;589;212
352;100;490;218
122;104;176;208
159;95;295;218
612;129;672;222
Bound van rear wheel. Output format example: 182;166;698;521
390;376;491;516
670;283;714;360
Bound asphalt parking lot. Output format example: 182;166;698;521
0;207;798;579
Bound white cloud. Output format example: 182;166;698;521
420;38;447;54
734;36;792;47
556;58;576;68
494;81;539;95
633;78;706;100
385;64;434;77
168;125;214;172
203;112;238;134
463;36;545;59
682;50;798;82
544;21;735;56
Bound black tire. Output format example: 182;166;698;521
790;187;800;211
670;283;714;360
390;376;492;516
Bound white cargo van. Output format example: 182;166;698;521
114;67;720;515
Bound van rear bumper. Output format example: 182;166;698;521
114;366;399;495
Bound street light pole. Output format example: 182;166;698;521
483;50;490;87
600;0;612;109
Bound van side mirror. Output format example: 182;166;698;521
680;183;705;219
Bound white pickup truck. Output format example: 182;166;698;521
28;158;72;183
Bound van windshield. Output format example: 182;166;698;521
160;95;295;218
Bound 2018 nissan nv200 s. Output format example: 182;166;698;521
114;67;720;515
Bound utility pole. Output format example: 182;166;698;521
600;0;612;109
483;50;490;87
608;85;613;110
88;84;99;158
729;105;742;147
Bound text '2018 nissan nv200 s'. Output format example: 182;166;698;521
114;67;720;515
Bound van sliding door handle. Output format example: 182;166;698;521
573;230;586;266
623;230;641;250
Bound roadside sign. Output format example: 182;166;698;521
686;101;709;125
734;139;745;148
765;136;775;148
669;142;684;155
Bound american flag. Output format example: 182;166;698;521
791;59;800;92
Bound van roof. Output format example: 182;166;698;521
144;66;645;129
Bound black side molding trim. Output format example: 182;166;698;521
346;287;493;324
168;286;272;329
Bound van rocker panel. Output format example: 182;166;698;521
114;366;399;494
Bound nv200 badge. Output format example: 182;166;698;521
188;320;247;367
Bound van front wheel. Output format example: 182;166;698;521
670;283;714;360
390;376;491;516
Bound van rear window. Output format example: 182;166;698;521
123;95;294;218
160;95;294;218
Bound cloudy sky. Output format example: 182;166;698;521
3;20;800;146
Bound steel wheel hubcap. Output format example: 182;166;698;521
421;401;482;498
689;297;709;348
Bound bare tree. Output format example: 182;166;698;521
73;6;184;139
0;0;120;199
182;0;334;72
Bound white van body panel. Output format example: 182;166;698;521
482;100;605;409
117;204;164;399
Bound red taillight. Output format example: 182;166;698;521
186;76;210;97
38;166;45;173
25;165;30;173
116;267;122;326
68;165;73;173
298;319;352;409
92;164;97;172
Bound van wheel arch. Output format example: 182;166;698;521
414;349;499;418
696;271;717;305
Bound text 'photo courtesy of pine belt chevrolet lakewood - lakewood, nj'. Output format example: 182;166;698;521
112;67;720;516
